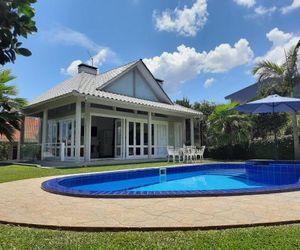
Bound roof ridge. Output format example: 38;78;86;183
99;59;140;75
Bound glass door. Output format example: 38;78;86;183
174;122;183;148
60;120;74;158
127;121;143;157
156;124;168;156
114;119;122;158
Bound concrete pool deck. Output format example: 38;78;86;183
0;176;299;231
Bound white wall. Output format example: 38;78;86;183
135;71;158;101
104;69;159;102
105;71;134;96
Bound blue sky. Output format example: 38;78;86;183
6;0;300;103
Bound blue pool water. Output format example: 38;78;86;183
42;162;300;198
74;171;267;192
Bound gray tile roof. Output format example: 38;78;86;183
28;60;202;116
225;78;300;104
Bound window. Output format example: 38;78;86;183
127;121;165;158
136;123;141;145
129;122;134;145
144;123;148;145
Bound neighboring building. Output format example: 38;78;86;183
23;59;202;162
225;80;300;103
0;117;40;160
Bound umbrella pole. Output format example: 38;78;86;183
272;103;278;160
274;129;278;160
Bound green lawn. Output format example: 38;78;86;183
0;161;299;249
0;224;299;249
0;159;219;183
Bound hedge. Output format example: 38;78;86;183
0;142;12;161
206;136;294;160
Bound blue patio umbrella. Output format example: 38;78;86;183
233;94;300;159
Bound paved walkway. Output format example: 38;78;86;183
0;177;299;230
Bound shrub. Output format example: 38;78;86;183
0;142;11;160
206;135;294;160
21;143;40;160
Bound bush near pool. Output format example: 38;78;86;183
206;135;294;160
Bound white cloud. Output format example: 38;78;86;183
281;0;300;14
203;39;254;72
143;39;253;93
87;48;115;67
233;0;256;8
60;60;82;76
153;0;208;37
46;26;100;52
254;5;277;15
45;26;118;76
255;27;300;64
204;78;215;88
266;27;293;46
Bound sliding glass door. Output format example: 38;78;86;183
156;123;168;156
114;119;124;158
47;119;75;159
61;120;74;158
127;120;167;158
128;121;143;157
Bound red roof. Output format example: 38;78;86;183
0;117;40;142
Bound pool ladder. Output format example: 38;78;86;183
159;168;167;183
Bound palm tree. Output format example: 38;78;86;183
0;69;26;142
252;40;300;159
208;102;252;146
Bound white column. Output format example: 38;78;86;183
60;143;65;161
122;118;126;158
148;112;152;158
182;119;186;146
84;102;91;161
41;110;48;160
75;100;81;161
190;118;194;146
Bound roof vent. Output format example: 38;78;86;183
78;63;98;75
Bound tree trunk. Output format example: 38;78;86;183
291;112;300;159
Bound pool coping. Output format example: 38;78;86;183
41;163;300;198
1;174;300;231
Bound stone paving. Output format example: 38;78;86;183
0;176;299;230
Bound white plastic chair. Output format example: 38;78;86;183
167;146;180;162
190;146;197;162
195;146;206;160
182;146;195;162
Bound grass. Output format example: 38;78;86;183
0;160;299;249
0;224;299;249
0;159;219;183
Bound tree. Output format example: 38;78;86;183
208;102;252;146
251;113;288;139
193;101;216;145
0;0;37;65
175;97;192;108
0;69;26;141
252;40;300;159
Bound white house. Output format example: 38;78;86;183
23;59;202;162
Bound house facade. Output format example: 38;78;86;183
23;60;202;162
225;80;300;103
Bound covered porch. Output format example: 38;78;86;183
23;95;201;163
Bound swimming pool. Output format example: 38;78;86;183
41;161;300;198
